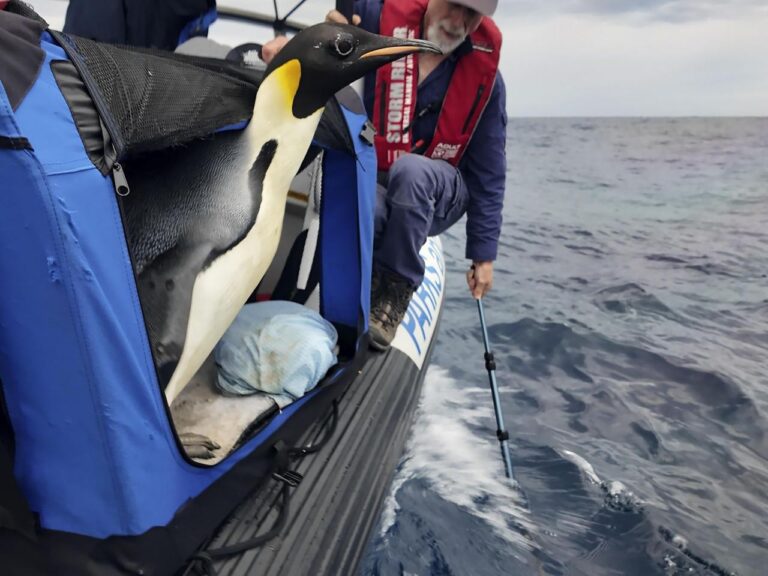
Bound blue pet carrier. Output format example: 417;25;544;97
0;3;375;573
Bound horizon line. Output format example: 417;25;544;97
507;115;768;119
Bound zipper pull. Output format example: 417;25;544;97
112;162;130;197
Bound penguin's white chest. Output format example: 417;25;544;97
164;103;322;404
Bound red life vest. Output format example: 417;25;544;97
372;0;501;171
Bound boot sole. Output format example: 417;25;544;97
368;337;390;352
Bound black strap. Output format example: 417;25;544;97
191;480;291;576
0;135;32;150
189;402;340;575
271;229;321;306
290;400;339;457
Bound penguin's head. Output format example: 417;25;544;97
265;23;441;119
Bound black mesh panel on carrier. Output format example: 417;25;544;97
57;33;262;157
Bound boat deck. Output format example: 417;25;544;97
183;344;433;576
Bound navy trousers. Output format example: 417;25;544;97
374;153;469;287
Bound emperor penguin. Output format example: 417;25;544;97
120;23;440;405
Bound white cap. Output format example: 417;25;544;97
450;0;498;17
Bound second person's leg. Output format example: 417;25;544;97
370;154;469;349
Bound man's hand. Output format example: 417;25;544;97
466;261;493;299
325;10;362;25
259;35;290;64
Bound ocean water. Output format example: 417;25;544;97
360;118;768;576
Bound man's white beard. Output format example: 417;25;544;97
425;19;467;54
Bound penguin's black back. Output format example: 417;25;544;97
117;94;354;387
120;130;277;384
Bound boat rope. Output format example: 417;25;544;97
189;400;340;575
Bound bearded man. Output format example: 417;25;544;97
263;0;506;350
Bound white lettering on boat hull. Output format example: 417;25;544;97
391;236;445;369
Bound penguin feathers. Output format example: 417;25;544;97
119;24;440;404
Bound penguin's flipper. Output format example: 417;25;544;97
137;243;214;388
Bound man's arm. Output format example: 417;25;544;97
462;72;507;298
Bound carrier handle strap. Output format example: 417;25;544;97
189;401;340;575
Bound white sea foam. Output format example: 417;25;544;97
378;366;534;551
561;450;644;513
561;449;603;485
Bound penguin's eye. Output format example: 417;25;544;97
333;33;355;57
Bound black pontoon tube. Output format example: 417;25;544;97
477;298;514;479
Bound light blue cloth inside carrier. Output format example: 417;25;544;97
214;301;338;407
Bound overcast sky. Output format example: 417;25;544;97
494;0;768;116
32;0;768;117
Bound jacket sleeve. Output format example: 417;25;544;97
461;72;507;262
355;0;382;31
64;0;215;50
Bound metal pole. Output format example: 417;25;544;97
477;298;513;479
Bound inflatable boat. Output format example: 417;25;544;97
0;2;444;574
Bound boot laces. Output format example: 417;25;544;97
372;274;413;329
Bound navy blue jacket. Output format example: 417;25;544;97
356;0;507;262
63;0;216;50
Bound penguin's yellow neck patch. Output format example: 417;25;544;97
272;59;302;106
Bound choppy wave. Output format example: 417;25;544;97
363;368;538;576
362;118;768;576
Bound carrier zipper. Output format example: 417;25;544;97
108;139;130;196
112;161;130;197
462;84;485;134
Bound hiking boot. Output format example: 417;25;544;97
369;270;415;351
